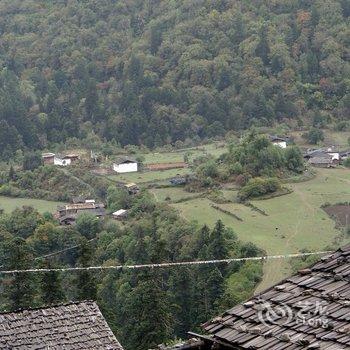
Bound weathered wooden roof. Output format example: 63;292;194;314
203;245;350;349
0;301;123;349
114;157;137;165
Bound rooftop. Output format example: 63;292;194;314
114;157;137;165
0;301;123;349
201;245;350;349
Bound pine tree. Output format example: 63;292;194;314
40;261;66;305
124;271;174;350
4;237;37;310
209;220;229;260
8;165;16;181
255;25;270;66
76;240;97;300
169;267;194;337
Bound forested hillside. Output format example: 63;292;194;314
0;0;349;158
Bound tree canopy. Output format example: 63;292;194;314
0;0;348;159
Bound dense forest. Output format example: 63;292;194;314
0;0;349;159
0;189;263;350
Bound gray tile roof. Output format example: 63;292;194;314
203;245;350;349
0;301;123;349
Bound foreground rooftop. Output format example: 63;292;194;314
0;301;123;349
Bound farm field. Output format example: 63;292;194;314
0;196;64;214
165;168;350;291
107;168;192;184
150;187;204;202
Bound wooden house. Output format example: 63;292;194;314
0;301;123;349
56;199;106;225
308;155;334;168
42;152;56;165
124;183;140;195
112;209;128;220
269;135;288;149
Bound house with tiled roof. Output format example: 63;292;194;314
175;245;350;349
0;300;123;349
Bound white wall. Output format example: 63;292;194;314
328;152;340;161
113;162;138;173
54;157;71;166
273;141;287;149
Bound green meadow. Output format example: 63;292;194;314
107;168;192;184
153;168;350;291
0;196;64;214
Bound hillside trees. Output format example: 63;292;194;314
0;0;348;158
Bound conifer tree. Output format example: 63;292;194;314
40;261;66;305
76;239;97;300
4;237;36;310
209;220;229;260
124;271;174;350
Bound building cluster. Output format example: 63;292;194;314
42;152;79;166
56;198;106;225
304;147;350;168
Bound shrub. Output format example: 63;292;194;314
285;146;304;173
344;158;350;168
304;128;324;144
238;177;281;201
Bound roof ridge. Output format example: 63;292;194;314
0;299;95;315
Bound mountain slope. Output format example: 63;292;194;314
0;0;349;157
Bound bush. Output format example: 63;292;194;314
238;177;281;201
304;128;324;144
23;152;43;171
344;158;350;168
285;146;304;173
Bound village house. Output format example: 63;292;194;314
304;148;339;167
56;199;106;225
173;244;350;349
124;182;140;195
112;209;128;220
112;157;138;173
268;135;288;148
308;155;335;168
54;153;79;166
42;152;55;165
42;153;79;166
0;301;124;349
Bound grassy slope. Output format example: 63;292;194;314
150;187;203;202
0;196;64;214
142;143;227;164
107;168;192;184
168;168;350;291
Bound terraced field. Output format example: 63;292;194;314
153;168;350;291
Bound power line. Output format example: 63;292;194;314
34;238;97;260
0;250;332;275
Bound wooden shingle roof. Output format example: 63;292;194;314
0;301;123;349
202;245;350;349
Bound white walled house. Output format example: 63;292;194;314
112;158;138;173
326;147;340;161
54;156;71;166
269;135;288;149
